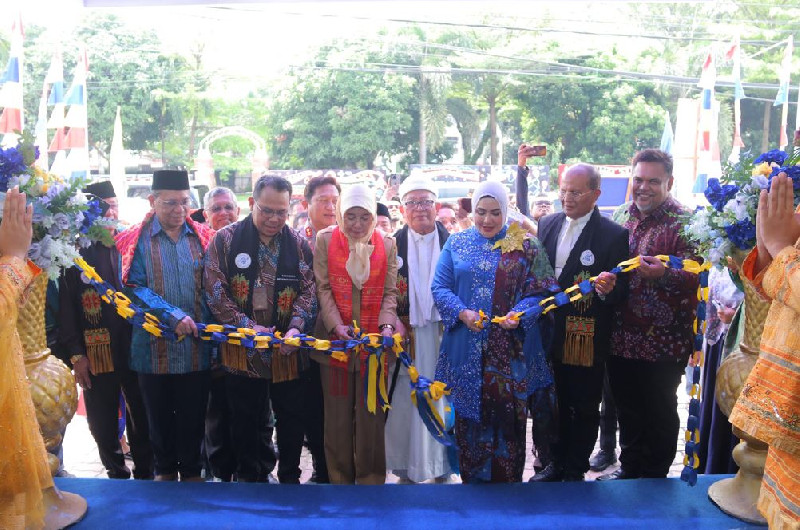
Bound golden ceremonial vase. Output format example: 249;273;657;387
707;270;768;525
18;274;79;475
17;273;87;528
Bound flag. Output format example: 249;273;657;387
775;36;793;149
63;47;89;180
727;36;745;163
34;87;49;171
110;106;127;197
0;13;24;138
660;110;674;155
694;47;717;193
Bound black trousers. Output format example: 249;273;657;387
608;357;685;478
598;369;618;453
226;373;305;483
204;370;236;481
84;368;153;479
527;384;558;469
301;362;328;481
138;371;210;478
552;361;605;476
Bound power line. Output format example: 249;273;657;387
207;5;798;45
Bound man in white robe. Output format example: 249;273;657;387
385;176;451;483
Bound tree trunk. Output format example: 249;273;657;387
489;94;497;165
761;101;771;153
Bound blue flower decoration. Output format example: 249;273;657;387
755;149;788;166
0;146;27;193
704;178;739;212
81;198;103;234
768;165;800;189
723;219;756;250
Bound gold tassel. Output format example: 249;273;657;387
271;348;298;383
222;343;249;373
562;316;595;367
84;329;114;374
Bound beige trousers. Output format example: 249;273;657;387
319;362;387;484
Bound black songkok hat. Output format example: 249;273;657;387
189;209;206;224
376;202;390;218
152;169;190;191
83;180;116;199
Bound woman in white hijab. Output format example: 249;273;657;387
313;183;398;484
431;180;558;483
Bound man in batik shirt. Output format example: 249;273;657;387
598;149;699;481
204;175;316;483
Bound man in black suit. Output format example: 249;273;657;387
530;163;629;482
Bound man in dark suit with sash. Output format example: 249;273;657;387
531;163;629;481
59;180;154;480
203;175;317;483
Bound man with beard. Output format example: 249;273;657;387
598;149;699;481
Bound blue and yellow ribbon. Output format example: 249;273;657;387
73;252;711;472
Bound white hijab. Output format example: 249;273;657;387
471;180;509;226
335;184;378;290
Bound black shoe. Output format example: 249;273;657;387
306;471;330;484
528;463;563;483
589;449;617;472
595;468;641;481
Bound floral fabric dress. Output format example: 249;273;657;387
432;225;558;483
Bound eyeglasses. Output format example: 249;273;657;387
254;202;288;219
558;190;594;200
403;199;435;210
157;198;192;210
209;204;237;213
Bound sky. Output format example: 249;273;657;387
5;0;643;96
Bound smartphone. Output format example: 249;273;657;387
526;145;547;157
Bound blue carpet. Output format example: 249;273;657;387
55;475;759;529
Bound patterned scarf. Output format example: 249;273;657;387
221;217;304;382
327;226;387;394
116;211;215;284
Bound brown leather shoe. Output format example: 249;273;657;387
154;473;177;482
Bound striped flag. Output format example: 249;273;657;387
726;36;746;163
63;47;89;179
693;48;716;193
46;51;66;129
0;13;24;141
775;36;793;149
34;86;49;171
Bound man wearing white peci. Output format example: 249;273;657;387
385;175;452;484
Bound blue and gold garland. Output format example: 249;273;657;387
74;252;710;485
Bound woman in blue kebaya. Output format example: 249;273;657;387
432;181;557;483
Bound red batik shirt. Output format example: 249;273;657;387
611;196;699;363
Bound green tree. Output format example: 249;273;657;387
268;69;415;169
